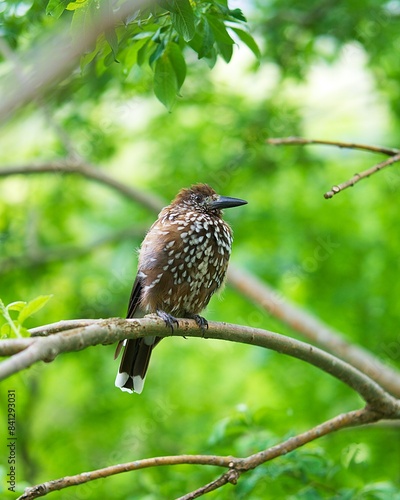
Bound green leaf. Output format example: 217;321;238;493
105;28;119;62
189;17;215;59
204;47;217;68
99;0;119;62
0;320;26;338
157;0;177;12
1;321;29;338
170;0;196;42
215;4;246;22
205;16;235;62
166;43;186;90
229;8;246;22
154;53;178;111
205;15;234;45
123;37;151;68
6;301;27;312
153;42;186;108
46;0;70;18
217;42;233;62
137;39;152;66
1;323;11;337
18;295;53;325
70;1;94;40
80;45;100;71
217;41;233;63
0;299;22;337
231;28;261;60
66;0;88;11
149;42;166;66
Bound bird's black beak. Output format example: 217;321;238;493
210;196;247;210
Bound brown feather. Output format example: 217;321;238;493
115;184;246;393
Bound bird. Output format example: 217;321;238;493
115;183;247;394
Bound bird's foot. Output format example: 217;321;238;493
156;309;179;333
188;314;209;336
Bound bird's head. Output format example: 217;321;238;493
173;184;247;215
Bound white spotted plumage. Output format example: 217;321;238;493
136;204;234;316
115;183;246;394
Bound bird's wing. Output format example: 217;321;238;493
115;273;159;393
126;274;143;318
114;275;143;361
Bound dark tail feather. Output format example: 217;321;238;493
115;275;151;393
115;337;156;394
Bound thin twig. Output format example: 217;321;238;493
1;318;399;416
267;136;400;198
18;407;383;500
324;153;400;198
176;469;240;500
267;137;400;156
227;266;400;398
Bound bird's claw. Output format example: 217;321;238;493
191;314;208;336
156;309;179;333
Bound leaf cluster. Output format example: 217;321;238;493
43;0;259;109
0;295;52;338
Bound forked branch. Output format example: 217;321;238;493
267;136;400;198
17;406;387;500
3;308;398;500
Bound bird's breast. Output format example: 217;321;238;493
138;213;233;314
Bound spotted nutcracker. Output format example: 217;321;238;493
115;183;247;393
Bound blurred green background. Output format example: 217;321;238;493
1;1;400;498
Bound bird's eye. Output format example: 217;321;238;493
194;195;202;203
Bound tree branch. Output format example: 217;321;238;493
0;0;154;123
266;136;400;198
228;266;400;398
174;469;240;500
1;318;399;416
17;406;384;500
323;153;400;198
240;407;379;468
18;454;235;500
267;136;400;156
0;226;147;273
0;161;163;212
0;337;35;356
29;319;99;337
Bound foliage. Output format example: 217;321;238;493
1;0;400;499
4;0;259;110
0;296;52;338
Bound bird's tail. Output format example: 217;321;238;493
114;337;157;394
